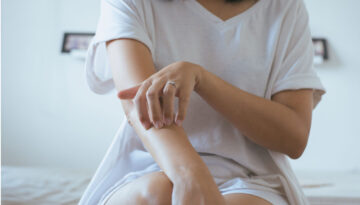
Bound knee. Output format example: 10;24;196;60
136;172;173;205
104;172;172;205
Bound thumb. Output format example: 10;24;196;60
117;84;141;99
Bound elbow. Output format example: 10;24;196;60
287;132;309;160
288;147;305;159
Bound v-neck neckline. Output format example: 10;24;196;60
185;0;263;29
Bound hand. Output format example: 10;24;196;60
117;61;203;130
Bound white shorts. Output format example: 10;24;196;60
98;153;289;205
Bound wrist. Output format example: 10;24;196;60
171;161;211;184
192;63;206;93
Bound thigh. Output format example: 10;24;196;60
224;193;273;205
104;171;173;205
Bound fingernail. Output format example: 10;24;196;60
165;118;172;126
142;121;151;130
155;121;163;129
175;119;183;126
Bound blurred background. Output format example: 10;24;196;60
2;0;360;204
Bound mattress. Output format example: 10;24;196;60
296;170;360;205
2;165;360;205
1;165;91;205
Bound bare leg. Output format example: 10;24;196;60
104;171;273;205
104;171;172;205
223;193;272;205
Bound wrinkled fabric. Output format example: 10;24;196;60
79;0;326;204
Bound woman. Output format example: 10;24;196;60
79;0;325;204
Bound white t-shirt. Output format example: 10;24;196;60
80;0;326;204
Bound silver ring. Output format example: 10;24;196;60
167;81;177;88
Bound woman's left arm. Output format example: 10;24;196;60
195;64;313;159
119;61;313;159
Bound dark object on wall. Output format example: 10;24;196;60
61;32;94;53
312;38;328;65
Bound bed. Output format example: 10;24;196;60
1;165;91;205
296;170;360;205
2;165;360;205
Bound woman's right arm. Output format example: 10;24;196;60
105;38;225;204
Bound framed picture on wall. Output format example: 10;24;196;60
312;38;328;65
61;32;94;53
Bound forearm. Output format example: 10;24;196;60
195;66;311;158
106;39;225;204
123;100;214;183
106;39;212;182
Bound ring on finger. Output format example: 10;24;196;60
166;81;177;89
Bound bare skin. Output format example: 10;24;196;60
104;172;271;205
106;40;227;205
105;39;276;205
102;0;312;204
196;0;259;21
118;0;312;159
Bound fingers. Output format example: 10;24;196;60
134;82;152;130
162;82;176;126
118;84;141;99
145;80;189;128
175;91;190;127
146;80;166;129
131;78;190;129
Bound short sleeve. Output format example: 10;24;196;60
270;0;326;108
85;0;154;94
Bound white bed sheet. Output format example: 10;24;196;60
1;165;91;205
295;170;360;205
2;165;359;205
